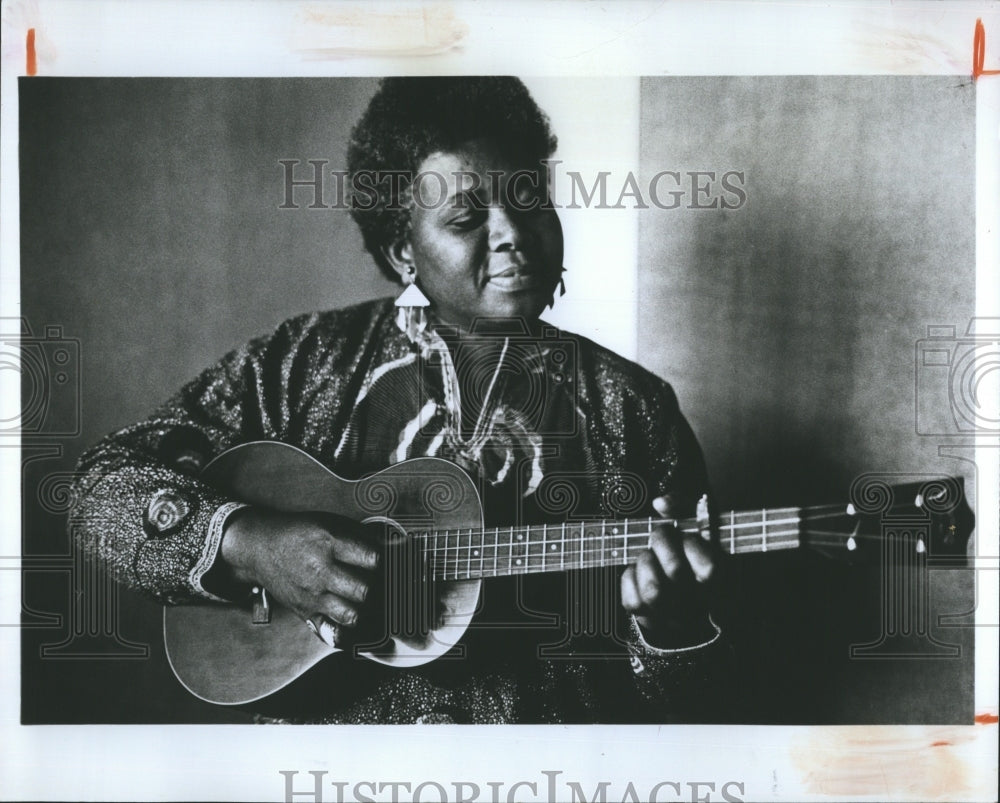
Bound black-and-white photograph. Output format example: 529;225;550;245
3;2;998;801
16;72;979;726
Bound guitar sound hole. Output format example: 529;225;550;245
354;524;441;653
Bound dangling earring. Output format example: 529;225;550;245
395;266;431;342
546;267;568;310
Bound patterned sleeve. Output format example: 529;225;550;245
67;316;307;605
618;378;738;720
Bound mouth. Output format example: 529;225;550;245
486;264;547;292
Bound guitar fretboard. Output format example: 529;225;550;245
416;507;811;581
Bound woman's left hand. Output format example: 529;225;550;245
619;493;720;648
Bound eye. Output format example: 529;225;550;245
504;171;544;206
447;209;486;230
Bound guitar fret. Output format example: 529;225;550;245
560;522;566;570
510;525;517;573
542;523;547;573
722;509;801;530
600;519;605;569
618;519;627;564
721;514;800;530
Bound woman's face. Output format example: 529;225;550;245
399;139;564;331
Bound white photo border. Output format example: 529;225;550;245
1;1;997;801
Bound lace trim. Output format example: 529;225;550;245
189;501;249;601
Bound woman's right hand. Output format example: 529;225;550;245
219;507;382;640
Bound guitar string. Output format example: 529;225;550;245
429;528;803;576
419;528;901;563
424;524;920;573
410;501;931;579
417;520;893;550
410;503;866;545
427;533;924;578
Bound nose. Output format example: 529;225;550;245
487;204;528;253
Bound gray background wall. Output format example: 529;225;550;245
19;77;976;723
21;78;393;440
638;76;975;510
637;76;976;723
19;78;394;724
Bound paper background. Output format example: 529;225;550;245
2;1;997;800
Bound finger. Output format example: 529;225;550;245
330;533;381;570
324;562;371;604
634;549;666;608
306;616;340;648
649;524;691;583
681;535;716;584
652;494;678;520
316;592;362;627
653;491;698;521
620;565;643;613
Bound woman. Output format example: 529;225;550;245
70;77;728;723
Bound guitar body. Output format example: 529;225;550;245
164;442;483;705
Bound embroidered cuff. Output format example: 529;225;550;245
189;501;249;601
144;489;194;537
629;614;722;657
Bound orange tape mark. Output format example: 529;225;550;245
974;19;1000;80
26;28;37;76
974;712;999;724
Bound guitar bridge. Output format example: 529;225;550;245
251;586;271;625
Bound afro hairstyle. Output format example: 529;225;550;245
346;76;558;282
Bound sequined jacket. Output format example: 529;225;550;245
70;297;731;723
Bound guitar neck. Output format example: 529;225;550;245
419;506;806;581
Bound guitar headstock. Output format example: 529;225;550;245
805;475;974;563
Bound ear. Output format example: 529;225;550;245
381;238;415;283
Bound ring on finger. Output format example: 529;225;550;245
305;614;339;648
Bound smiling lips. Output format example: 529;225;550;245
487;263;547;292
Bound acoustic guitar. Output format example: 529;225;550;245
164;441;973;705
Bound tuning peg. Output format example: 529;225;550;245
847;519;860;552
946;521;957;545
846;503;857;516
916;536;926;554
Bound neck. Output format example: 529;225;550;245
432;314;543;341
414;506;816;582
